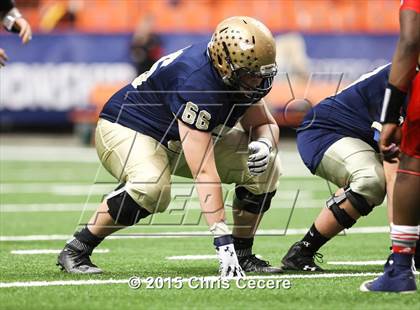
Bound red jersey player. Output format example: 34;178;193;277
361;0;420;293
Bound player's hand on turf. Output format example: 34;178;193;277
216;243;245;279
248;138;272;176
379;123;401;163
0;48;8;66
14;17;32;44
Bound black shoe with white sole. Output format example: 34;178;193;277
281;241;324;272
238;254;283;273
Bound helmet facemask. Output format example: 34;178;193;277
221;41;277;101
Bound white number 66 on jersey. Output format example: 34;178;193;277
181;101;211;131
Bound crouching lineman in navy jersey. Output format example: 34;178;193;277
57;16;282;277
280;63;418;271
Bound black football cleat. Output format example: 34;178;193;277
281;241;324;271
57;243;102;274
238;254;283;273
415;240;420;270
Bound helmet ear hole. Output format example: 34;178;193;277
217;54;223;66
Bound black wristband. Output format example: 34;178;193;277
380;83;406;124
214;235;233;247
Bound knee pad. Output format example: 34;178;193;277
326;191;356;229
344;186;374;216
326;186;374;229
233;186;276;214
107;185;151;226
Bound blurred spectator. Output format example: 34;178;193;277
39;0;80;31
275;32;309;82
168;0;182;7
130;15;163;75
0;0;32;66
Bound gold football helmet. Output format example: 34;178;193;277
208;16;277;100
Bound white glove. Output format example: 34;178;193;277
248;138;272;176
214;236;245;279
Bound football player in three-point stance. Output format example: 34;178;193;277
361;0;420;293
281;64;402;272
57;16;282;277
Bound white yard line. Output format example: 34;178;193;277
166;254;261;260
167;255;217;260
0;201;326;212
0;279;127;288
0;145;98;162
327;260;386;266
165;256;388;266
0;184;113;196
0;273;387;288
0;203;99;212
0;226;389;242
10;249;109;255
0;145;312;176
0;234;191;241
1;183;320;204
257;226;389;235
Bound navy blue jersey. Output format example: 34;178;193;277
100;42;255;146
297;64;391;174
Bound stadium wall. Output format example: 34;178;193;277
0;32;397;127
